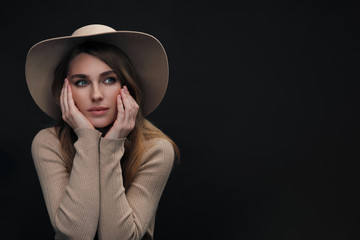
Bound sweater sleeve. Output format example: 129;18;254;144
31;128;102;240
98;137;175;240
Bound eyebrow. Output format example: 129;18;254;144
69;70;116;79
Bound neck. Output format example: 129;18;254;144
96;124;112;137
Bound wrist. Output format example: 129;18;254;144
104;131;121;139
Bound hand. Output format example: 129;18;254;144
104;86;139;139
60;78;94;130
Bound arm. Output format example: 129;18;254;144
98;137;174;240
32;128;101;239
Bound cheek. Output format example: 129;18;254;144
70;89;86;110
109;88;121;103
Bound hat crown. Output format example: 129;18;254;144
71;24;116;37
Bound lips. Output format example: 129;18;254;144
87;106;109;116
88;106;109;111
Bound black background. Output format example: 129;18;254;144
1;0;359;239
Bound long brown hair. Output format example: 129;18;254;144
51;41;179;189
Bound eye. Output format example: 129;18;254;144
104;77;117;84
75;80;88;87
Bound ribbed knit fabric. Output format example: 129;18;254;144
31;127;174;240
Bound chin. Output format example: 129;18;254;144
93;123;113;129
90;119;114;129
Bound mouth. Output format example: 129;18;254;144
87;106;109;116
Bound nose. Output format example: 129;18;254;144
91;84;104;102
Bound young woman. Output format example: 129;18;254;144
26;24;179;240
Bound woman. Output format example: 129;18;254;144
26;24;179;240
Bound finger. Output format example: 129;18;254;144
63;79;69;113
117;94;124;113
121;88;137;126
67;81;76;109
121;86;138;112
123;85;133;105
60;80;66;113
119;88;131;125
116;94;125;124
120;87;131;110
123;85;139;109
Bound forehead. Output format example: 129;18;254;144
68;53;113;75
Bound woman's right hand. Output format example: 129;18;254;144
60;78;94;130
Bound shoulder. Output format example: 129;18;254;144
146;138;175;159
141;138;175;171
147;137;174;150
32;127;57;145
31;127;60;154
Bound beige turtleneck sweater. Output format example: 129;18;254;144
31;127;174;240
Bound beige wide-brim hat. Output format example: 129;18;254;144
25;24;169;119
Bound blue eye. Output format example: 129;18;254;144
75;80;88;86
104;77;116;84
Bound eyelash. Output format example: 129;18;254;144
104;77;116;84
75;80;88;86
74;77;117;87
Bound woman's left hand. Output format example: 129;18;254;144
104;86;139;139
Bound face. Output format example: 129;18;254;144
67;53;121;128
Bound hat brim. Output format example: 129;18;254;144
25;30;169;119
